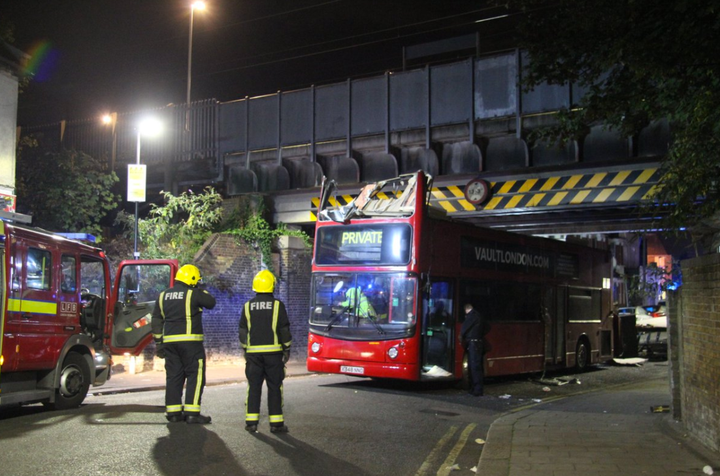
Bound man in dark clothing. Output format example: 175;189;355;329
461;303;486;396
152;264;216;424
239;270;293;434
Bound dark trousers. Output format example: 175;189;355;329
467;340;484;396
245;353;285;426
164;341;206;414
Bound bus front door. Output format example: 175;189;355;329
422;280;455;375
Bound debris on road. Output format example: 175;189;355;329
475;438;485;445
612;357;648;366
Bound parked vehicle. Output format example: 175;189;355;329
0;214;177;409
636;301;667;358
637;302;667;328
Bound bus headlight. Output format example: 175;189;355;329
387;346;399;359
311;342;321;354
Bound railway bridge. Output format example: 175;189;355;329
22;50;669;236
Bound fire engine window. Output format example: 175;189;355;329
27;247;52;291
80;258;105;296
117;264;172;304
61;255;77;293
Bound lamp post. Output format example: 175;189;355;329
186;1;206;130
101;113;117;171
129;117;162;258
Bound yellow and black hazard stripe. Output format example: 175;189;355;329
309;167;661;220
310;191;402;221
433;168;661;213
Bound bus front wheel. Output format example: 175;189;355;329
575;340;590;371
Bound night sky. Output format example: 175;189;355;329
1;1;511;126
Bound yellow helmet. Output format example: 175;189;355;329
252;270;275;293
176;264;202;286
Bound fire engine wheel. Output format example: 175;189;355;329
52;352;91;410
575;340;590;372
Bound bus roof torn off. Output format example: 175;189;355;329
317;172;428;222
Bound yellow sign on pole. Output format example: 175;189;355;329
127;164;147;202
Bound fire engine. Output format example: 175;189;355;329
0;212;177;409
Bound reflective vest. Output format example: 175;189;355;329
151;282;216;343
340;287;376;318
239;294;292;353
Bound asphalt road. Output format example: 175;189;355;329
0;359;669;476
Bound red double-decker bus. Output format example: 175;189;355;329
306;171;613;383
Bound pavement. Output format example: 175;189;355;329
94;361;720;476
476;377;720;476
90;359;310;395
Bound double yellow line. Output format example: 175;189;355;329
415;423;478;476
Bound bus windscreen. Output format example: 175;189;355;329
315;224;412;266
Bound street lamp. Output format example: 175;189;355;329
129;117;162;258
186;1;206;129
101;112;118;170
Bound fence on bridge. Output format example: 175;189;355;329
20;50;669;198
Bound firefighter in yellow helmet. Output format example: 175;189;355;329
239;269;292;433
151;264;216;424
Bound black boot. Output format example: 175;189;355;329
165;412;184;423
186;413;212;424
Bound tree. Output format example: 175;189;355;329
16;144;119;238
115;187;224;265
114;189;310;271
506;0;720;246
223;195;311;271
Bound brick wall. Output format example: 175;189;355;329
675;253;720;453
192;233;311;364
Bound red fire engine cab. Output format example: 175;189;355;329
0;214;177;409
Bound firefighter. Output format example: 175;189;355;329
152;264;216;424
239;270;292;433
339;285;377;318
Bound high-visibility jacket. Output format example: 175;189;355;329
339;286;376;318
152;282;216;343
239;293;292;353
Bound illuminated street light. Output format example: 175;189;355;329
100;112;118;169
186;1;206;130
129;117;163;258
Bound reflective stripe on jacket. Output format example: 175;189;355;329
239;294;292;353
151;282;216;343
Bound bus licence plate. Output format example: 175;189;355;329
340;365;365;375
